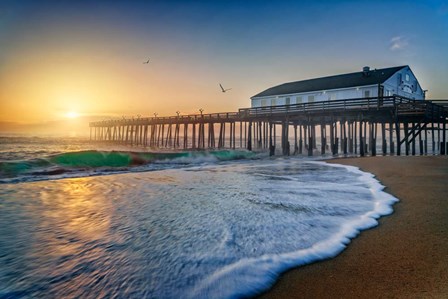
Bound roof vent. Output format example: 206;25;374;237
363;66;371;77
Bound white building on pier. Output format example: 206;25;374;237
251;65;425;108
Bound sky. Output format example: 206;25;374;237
0;0;447;136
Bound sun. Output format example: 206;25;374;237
65;111;79;119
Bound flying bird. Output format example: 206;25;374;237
219;83;231;93
143;59;150;64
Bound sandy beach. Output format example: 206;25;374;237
260;156;448;299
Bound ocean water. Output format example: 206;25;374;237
0;136;256;184
0;136;398;298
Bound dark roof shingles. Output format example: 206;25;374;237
252;66;407;98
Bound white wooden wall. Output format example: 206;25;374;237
383;66;424;100
251;85;377;108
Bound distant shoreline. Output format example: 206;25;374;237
259;155;448;298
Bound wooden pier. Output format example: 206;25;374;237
89;96;448;156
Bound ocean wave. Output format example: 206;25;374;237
0;149;257;183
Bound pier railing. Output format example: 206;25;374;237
90;112;240;126
89;96;447;156
238;96;444;118
90;96;447;127
238;96;395;117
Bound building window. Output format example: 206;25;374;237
405;74;410;81
364;90;370;98
261;99;267;107
308;95;315;103
285;97;290;105
329;93;336;101
296;96;303;104
271;98;276;106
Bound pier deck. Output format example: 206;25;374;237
89;96;448;156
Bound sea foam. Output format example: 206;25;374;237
189;161;398;298
0;159;398;298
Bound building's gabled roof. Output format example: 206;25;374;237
252;65;408;98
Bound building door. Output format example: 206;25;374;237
363;90;370;98
261;99;267;107
378;84;384;106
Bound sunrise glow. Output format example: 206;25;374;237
65;111;79;119
0;0;447;137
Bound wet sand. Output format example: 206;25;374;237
259;156;448;299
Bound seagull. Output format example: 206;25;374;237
143;59;150;64
219;83;231;93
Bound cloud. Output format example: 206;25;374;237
390;36;409;51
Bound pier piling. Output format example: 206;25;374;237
89;96;447;157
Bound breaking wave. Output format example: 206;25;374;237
0;149;257;183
